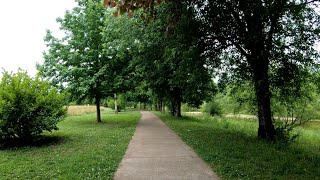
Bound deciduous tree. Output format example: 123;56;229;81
39;0;111;122
198;0;320;140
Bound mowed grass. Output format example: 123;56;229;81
0;107;141;179
155;112;320;179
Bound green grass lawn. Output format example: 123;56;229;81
155;112;320;179
0;110;141;179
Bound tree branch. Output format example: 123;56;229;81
229;38;251;59
285;0;320;9
266;0;288;55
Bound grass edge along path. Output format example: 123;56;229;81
155;112;320;179
0;110;141;180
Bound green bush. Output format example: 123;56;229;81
105;94;127;112
181;103;200;112
274;120;299;144
202;101;222;116
0;71;67;143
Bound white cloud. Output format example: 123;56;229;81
0;0;77;77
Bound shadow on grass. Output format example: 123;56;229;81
70;117;138;129
158;113;320;179
168;115;203;123
191;126;319;177
0;135;69;150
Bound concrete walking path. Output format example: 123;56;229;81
114;111;219;180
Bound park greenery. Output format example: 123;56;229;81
39;0;214;122
0;108;140;179
0;71;66;144
156;112;320;179
0;0;319;141
40;0;319;140
0;0;320;178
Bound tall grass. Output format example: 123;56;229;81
156;112;320;179
67;105;106;116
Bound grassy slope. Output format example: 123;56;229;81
155;112;320;179
0;110;141;179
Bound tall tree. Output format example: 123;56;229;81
39;0;109;122
198;0;320;140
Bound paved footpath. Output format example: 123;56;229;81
114;111;219;180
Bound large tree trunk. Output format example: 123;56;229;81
174;95;182;117
171;100;176;116
240;4;277;141
252;60;275;141
171;88;182;117
95;96;102;123
175;102;181;117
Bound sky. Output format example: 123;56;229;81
0;0;77;77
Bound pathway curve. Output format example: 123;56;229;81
114;111;219;180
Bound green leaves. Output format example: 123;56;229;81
128;3;213;112
39;0;145;122
0;70;66;142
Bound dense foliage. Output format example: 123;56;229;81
0;71;66;143
39;0;136;122
130;3;215;117
196;0;320;140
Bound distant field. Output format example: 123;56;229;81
302;121;320;130
67;105;109;116
0;106;141;179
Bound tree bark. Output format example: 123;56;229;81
174;95;182;117
114;93;118;114
171;99;176;116
252;60;275;141
244;11;276;140
171;88;182;117
95;95;102;123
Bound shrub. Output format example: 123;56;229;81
0;71;67;143
105;94;126;112
202;101;222;116
181;103;200;112
274;120;300;144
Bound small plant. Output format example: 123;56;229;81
202;101;222;116
0;70;67;144
274;119;300;144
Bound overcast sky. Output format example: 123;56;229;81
0;0;77;77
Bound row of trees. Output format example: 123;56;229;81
39;0;320;141
39;0;214;120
